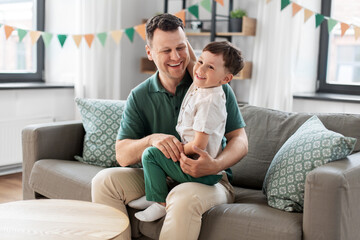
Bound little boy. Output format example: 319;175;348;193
129;41;244;222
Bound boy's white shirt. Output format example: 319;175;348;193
176;83;227;159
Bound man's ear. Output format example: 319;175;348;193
146;45;153;61
221;73;233;84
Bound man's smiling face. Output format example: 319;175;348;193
146;27;190;85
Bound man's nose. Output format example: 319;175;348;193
170;50;180;60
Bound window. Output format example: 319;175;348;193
0;0;44;83
318;0;360;95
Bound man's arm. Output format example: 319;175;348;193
116;134;184;167
179;128;248;177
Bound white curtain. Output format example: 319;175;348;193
74;0;122;99
249;0;321;111
45;0;122;100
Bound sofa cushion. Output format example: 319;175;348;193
231;105;360;189
263;115;356;212
29;159;104;201
75;98;125;167
136;187;302;240
199;202;303;240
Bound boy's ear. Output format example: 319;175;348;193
221;73;233;84
146;45;153;61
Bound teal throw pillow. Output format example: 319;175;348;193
262;115;357;212
75;98;125;168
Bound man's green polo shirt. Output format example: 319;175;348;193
117;71;245;141
117;71;246;181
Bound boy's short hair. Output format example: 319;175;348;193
203;41;244;76
146;13;184;46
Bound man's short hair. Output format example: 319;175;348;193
203;41;244;76
146;13;184;46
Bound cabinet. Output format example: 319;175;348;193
140;0;256;80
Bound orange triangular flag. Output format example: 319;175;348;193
72;35;82;48
340;23;350;37
215;0;224;6
266;0;272;3
4;25;14;39
292;2;302;17
29;31;42;45
175;10;186;26
304;9;314;23
110;30;123;44
84;34;95;48
135;24;146;41
354;26;360;40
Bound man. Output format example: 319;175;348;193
92;13;248;240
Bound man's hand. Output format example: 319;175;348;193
179;145;220;178
149;134;184;162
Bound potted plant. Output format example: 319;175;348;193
229;8;247;32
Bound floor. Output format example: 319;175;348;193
0;172;22;203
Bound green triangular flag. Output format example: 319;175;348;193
281;0;290;10
57;34;68;47
327;18;338;33
17;29;28;42
188;4;199;19
200;0;211;13
42;32;53;47
97;32;107;46
315;14;325;28
125;27;135;42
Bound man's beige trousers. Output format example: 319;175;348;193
92;167;234;240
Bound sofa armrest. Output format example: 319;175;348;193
303;151;360;240
22;120;85;199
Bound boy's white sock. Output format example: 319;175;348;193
128;196;155;210
134;203;166;222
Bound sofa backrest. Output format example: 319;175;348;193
230;105;360;190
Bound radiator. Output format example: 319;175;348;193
0;116;54;167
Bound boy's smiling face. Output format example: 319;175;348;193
193;51;233;88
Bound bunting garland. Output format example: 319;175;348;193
110;30;123;44
72;35;82;47
134;24;146;41
97;32;108;46
42;32;53;47
84;34;94;48
29;31;41;45
271;0;359;38
17;29;27;42
1;0;358;49
57;34;67;47
0;0;209;48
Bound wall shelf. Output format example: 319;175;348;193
186;17;256;37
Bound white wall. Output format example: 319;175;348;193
118;0;163;100
0;88;75;168
0;89;74;121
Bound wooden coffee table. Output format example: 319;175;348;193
0;199;129;240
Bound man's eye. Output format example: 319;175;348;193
209;66;214;70
177;47;185;51
198;60;203;64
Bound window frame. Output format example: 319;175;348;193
317;0;360;95
0;0;45;83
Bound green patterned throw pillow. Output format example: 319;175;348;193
263;115;357;212
74;98;125;167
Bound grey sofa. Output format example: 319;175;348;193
22;105;360;240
